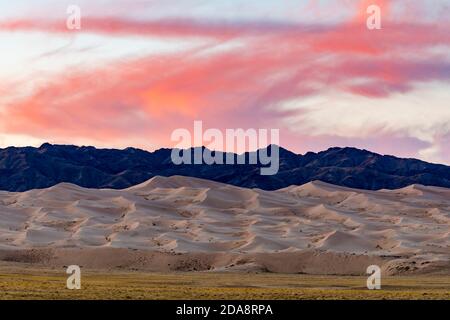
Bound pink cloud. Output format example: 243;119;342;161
1;5;450;163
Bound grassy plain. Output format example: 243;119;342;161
0;266;448;300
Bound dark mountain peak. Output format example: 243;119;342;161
0;143;449;192
322;146;375;156
154;147;172;152
123;146;143;153
39;142;53;149
39;142;77;149
38;143;84;154
258;144;295;157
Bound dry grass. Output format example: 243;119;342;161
0;266;448;300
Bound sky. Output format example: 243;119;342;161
0;0;449;164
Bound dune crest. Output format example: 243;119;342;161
0;175;448;274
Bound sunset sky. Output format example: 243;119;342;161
0;0;449;164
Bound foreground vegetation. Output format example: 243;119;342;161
0;266;448;300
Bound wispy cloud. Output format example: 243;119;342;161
0;0;449;163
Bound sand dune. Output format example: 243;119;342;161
0;176;449;274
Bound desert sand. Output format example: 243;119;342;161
0;176;448;275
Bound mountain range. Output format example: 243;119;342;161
0;143;449;192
